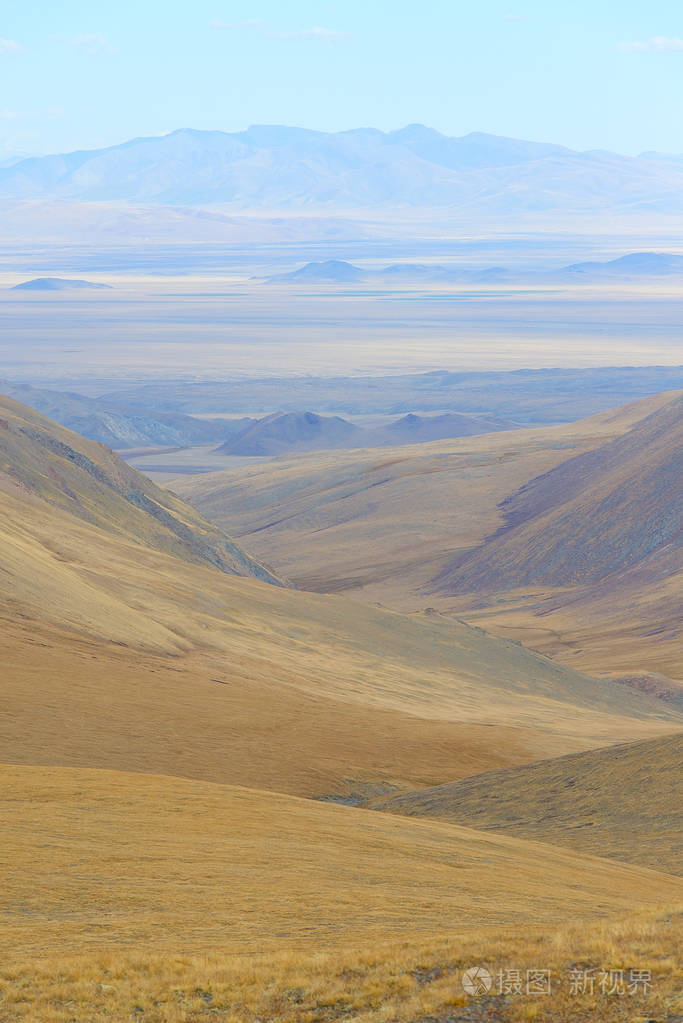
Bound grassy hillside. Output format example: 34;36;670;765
171;418;609;594
372;733;683;873
0;394;279;583
0;391;680;1023
0;764;680;1023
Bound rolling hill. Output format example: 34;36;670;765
4;124;683;213
11;276;113;291
430;392;683;679
0;394;277;584
1;391;678;803
562;251;683;278
375;410;513;443
267;252;683;285
265;259;512;283
2;763;680;961
216;408;515;457
371;733;683;874
217;410;364;456
267;259;365;283
1;763;680;1023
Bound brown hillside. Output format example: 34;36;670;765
371;733;683;873
172;392;682;679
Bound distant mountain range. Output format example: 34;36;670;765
267;253;683;284
0;380;254;449
3;124;683;212
0;380;518;454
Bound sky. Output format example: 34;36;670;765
2;0;683;159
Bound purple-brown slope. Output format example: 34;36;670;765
433;392;682;594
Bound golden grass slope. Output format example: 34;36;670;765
170;419;592;594
171;389;679;593
1;763;680;961
372;733;683;874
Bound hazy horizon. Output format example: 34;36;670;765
4;0;683;160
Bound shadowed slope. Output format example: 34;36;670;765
434;392;682;592
372;733;683;873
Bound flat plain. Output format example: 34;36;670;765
3;234;683;388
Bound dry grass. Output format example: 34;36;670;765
3;765;681;962
0;909;680;1022
170;419;603;595
0;394;680;1023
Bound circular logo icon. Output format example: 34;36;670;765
462;966;493;995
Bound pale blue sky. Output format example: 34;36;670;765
3;0;683;158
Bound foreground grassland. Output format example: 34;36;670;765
4;766;681;958
0;766;681;1021
1;911;680;1022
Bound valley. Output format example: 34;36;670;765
172;390;683;681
